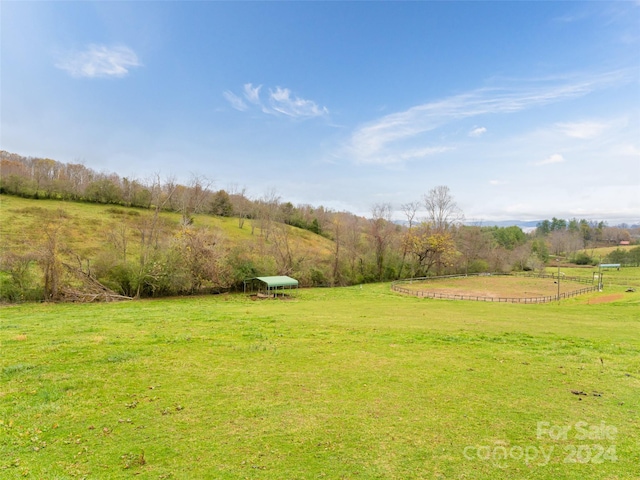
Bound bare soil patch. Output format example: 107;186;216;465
400;275;588;299
587;293;624;304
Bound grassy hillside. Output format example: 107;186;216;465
0;194;333;258
1;279;639;478
579;246;636;258
0;194;336;298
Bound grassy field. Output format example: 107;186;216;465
1;275;639;479
544;265;640;290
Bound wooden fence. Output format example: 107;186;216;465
391;273;599;304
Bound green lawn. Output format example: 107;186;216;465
1;281;639;479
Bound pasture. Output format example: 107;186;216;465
395;274;593;301
1;275;639;479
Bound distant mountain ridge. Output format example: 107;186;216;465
464;220;541;229
394;219;541;229
394;219;640;230
465;220;640;229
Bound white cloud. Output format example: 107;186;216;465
223;83;328;119
223;91;248;111
534;153;566;166
489;179;507;185
469;126;487;137
268;87;328;118
56;44;141;78
344;69;631;165
243;83;262;104
556;120;608;139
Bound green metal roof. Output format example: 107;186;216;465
254;276;299;287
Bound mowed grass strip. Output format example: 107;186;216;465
1;280;639;479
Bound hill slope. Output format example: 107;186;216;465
0;194;337;300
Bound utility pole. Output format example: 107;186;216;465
557;257;561;301
598;259;603;291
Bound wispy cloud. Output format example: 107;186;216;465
223;83;328;119
556;120;608;139
534;153;566;166
56;44;141;78
553;10;592;24
344;70;630;165
469;126;487;137
223;91;248;111
489;179;507;185
268;87;329;118
244;83;262;105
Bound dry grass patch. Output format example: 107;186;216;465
587;293;625;304
401;275;587;299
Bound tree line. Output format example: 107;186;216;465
0;151;329;234
534;216;638;264
1;151;637;302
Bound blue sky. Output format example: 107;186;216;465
2;1;639;223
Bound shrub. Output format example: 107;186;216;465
0;255;44;303
572;252;594;265
309;268;328;287
605;248;629;265
100;263;136;297
467;259;489;274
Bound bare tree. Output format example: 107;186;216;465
269;222;307;276
329;215;345;286
368;203;394;281
549;230;569;256
163;176;180;211
38;211;67;300
64;162;93;198
344;214;365;282
510;242;533;271
178;174;214;225
456;226;491;275
256;188;281;240
107;221;130;263
401;201;421;229
423;186;464;232
133;174;178;298
31;158;58;194
228;185;250;229
565;231;584;258
398;201;421;277
173;226;231;292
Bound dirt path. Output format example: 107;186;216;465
587;294;624;304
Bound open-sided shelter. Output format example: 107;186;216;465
243;276;299;297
